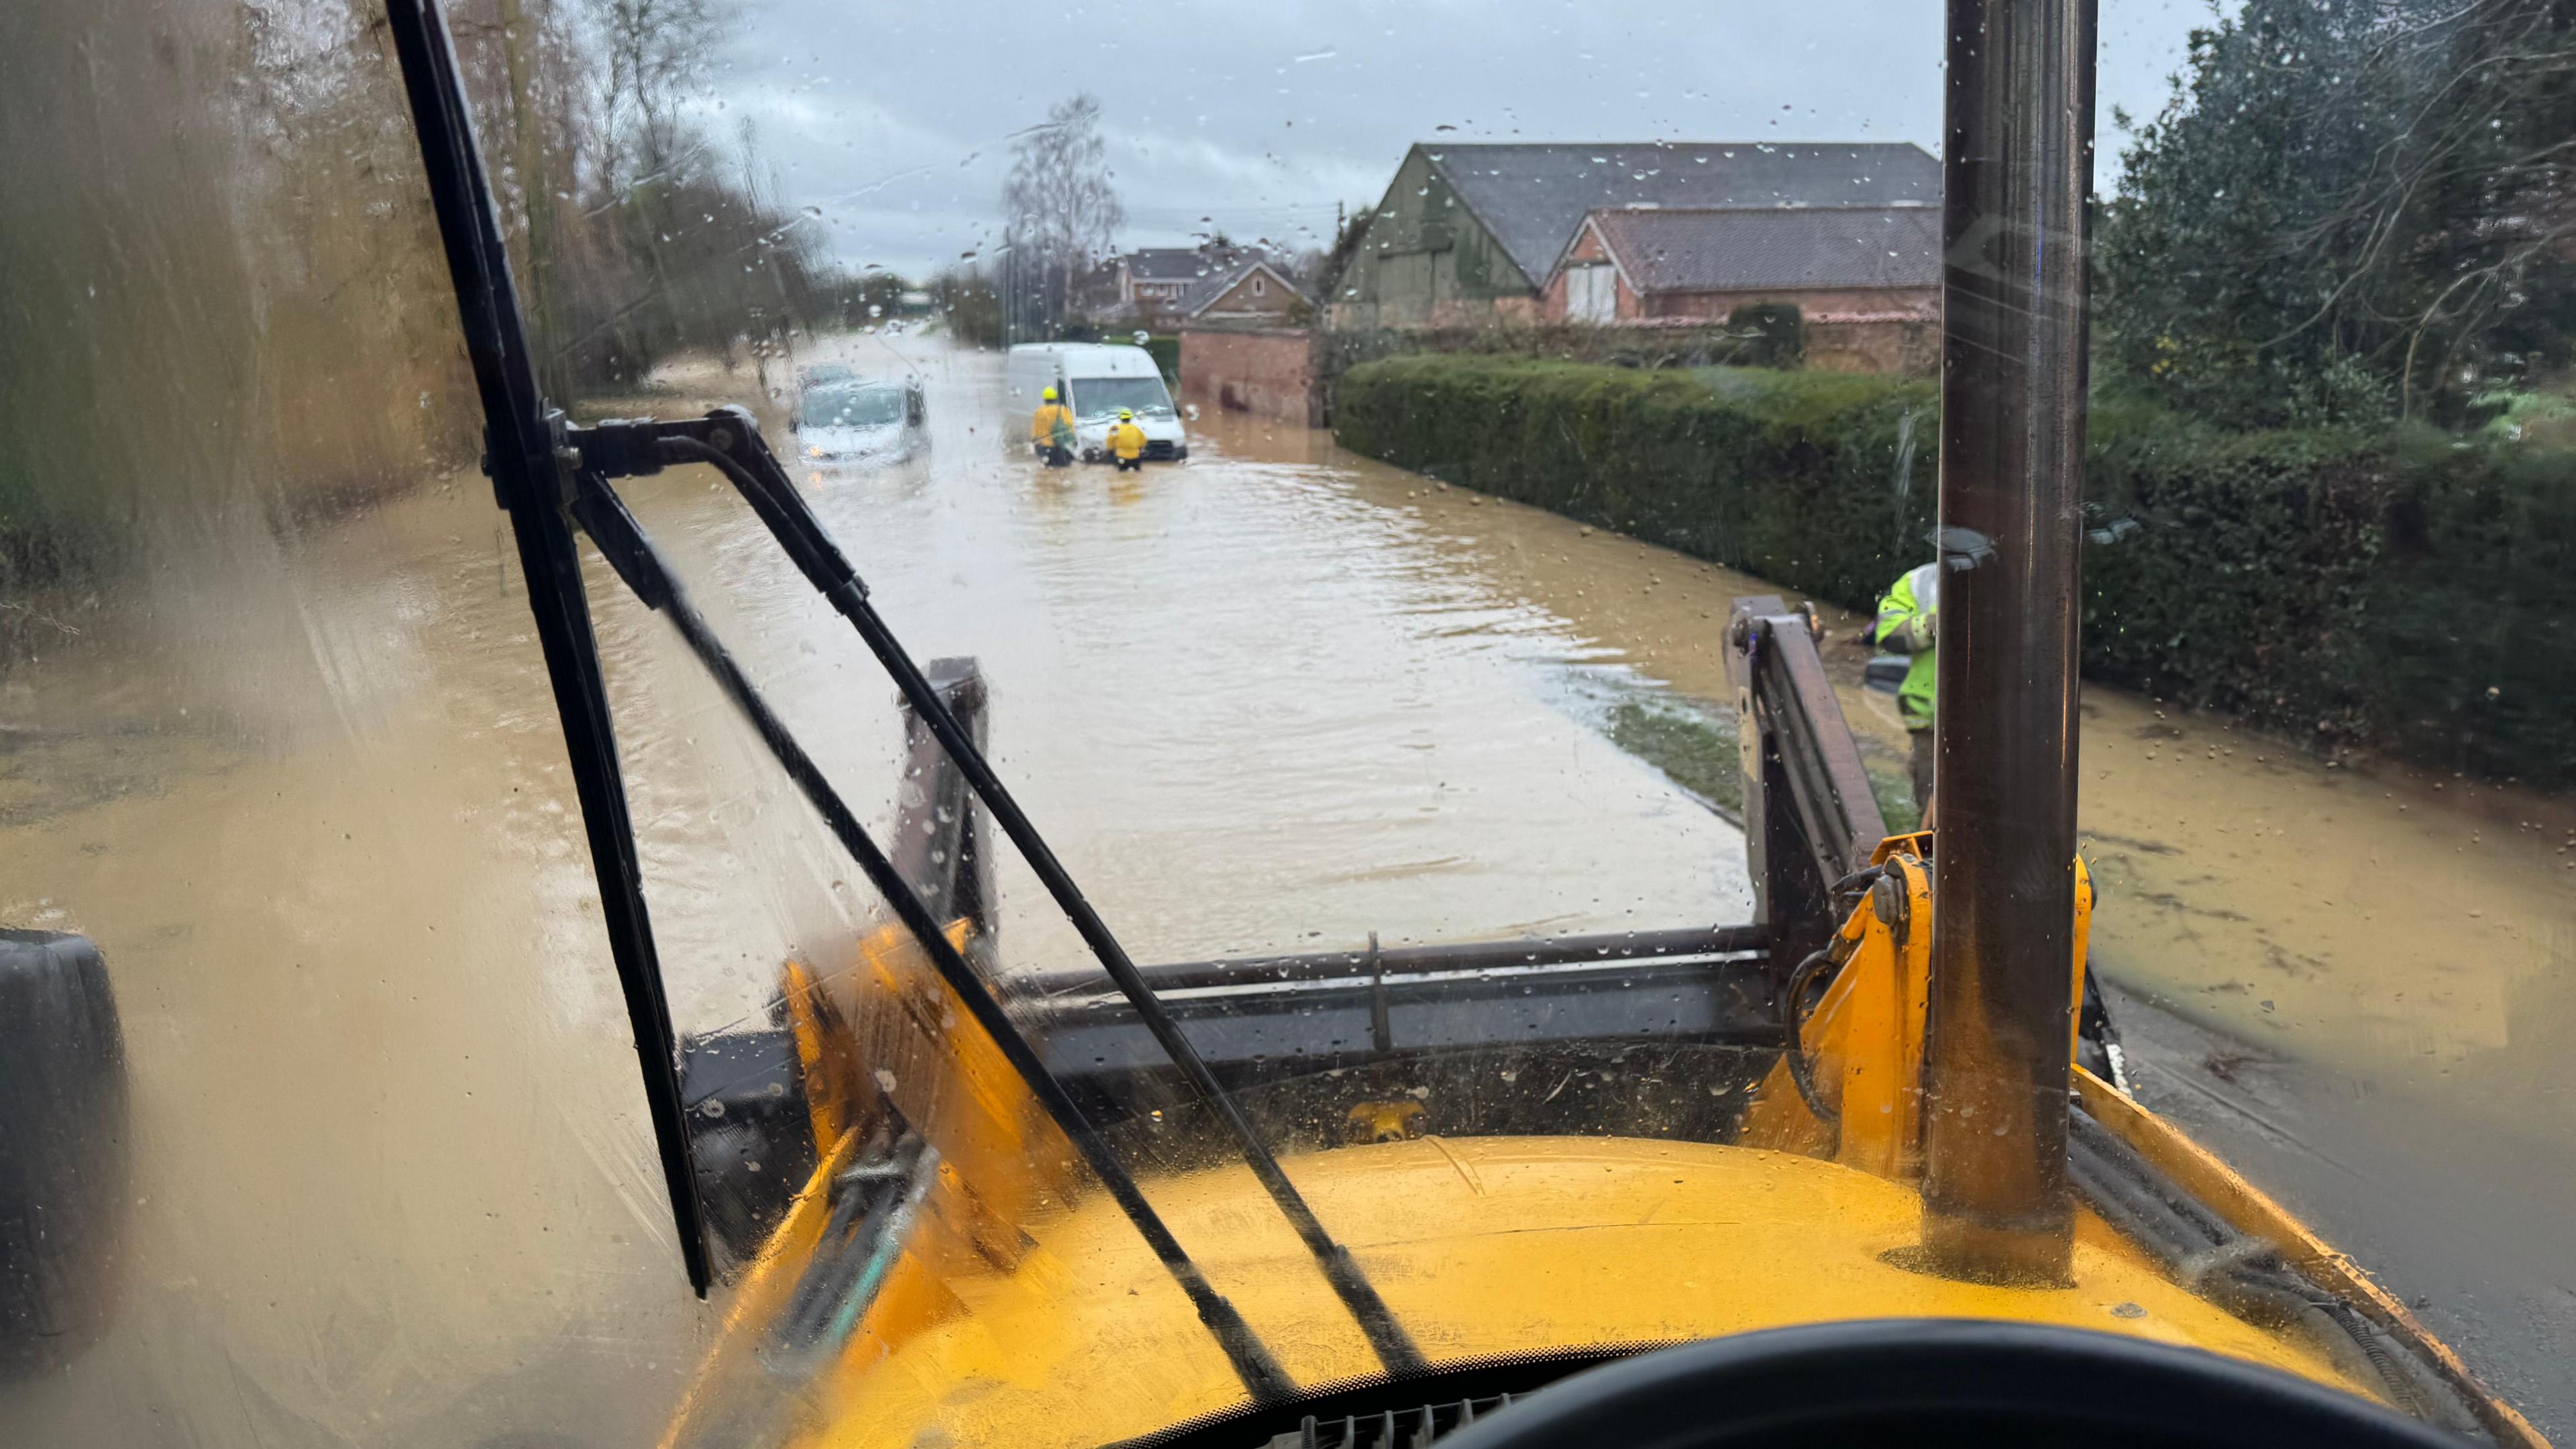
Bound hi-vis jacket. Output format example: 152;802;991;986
1108;421;1146;461
1874;561;1939;732
1030;402;1076;451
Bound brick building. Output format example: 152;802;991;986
1116;248;1213;313
1545;205;1939;371
1180;256;1310;322
1329;141;1939;332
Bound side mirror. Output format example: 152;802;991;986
1;930;129;1372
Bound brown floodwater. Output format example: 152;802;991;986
0;338;1744;1447
1280;413;2576;1114
2;337;2567;1446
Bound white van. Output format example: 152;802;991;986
1004;343;1187;463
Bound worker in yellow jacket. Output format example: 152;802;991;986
1108;408;1147;472
1874;561;1939;814
1030;387;1075;467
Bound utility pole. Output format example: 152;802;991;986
1918;0;2098;1287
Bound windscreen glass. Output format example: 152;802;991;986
1067;377;1175;420
800;383;906;428
3;1;2569;1448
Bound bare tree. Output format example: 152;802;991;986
586;0;731;192
1003;95;1125;339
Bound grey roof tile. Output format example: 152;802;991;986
1419;141;1939;286
1126;247;1217;280
1181;256;1310;315
1586;205;1943;293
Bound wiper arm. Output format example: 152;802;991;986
582;413;1427;1377
384;0;1298;1399
564;470;1294;1402
390;0;1417;1381
382;0;710;1297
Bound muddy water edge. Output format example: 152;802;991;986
1228;406;2576;1431
1285;409;2576;1122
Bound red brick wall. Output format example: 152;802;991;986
1637;286;1939;374
1639;286;1937;321
1541;223;1635;322
1179;327;1320;427
1807;315;1939;375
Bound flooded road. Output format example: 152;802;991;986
1;335;2567;1444
1252;395;2576;1432
0;337;1745;1448
1360;456;2576;1114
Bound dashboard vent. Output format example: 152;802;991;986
1263;1395;1518;1449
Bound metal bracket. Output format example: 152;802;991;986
1366;931;1393;1054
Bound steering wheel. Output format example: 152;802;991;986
1432;1320;2468;1449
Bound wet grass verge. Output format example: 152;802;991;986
1601;691;1923;835
1605;696;1741;818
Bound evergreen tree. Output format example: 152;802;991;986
2099;0;2575;427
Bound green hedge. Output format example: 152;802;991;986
1334;356;2576;788
1144;336;1181;384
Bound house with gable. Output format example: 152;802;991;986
1179;255;1311;323
1329;141;1939;336
1116;247;1217;313
1546;203;1941;370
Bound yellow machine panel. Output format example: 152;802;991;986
773;1136;2365;1449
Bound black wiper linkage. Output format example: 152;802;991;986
570;408;1426;1381
559;450;1293;1401
384;0;1418;1397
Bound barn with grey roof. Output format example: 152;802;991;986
1330;141;1939;335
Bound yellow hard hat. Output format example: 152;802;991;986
1042;386;1057;400
1118;408;1134;420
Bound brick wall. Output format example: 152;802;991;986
1639;286;1937;321
1179;326;1321;427
1644;287;1938;375
1542;224;1642;322
1807;314;1939;374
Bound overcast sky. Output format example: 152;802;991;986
704;0;2235;279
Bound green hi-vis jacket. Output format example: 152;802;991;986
1875;561;1939;732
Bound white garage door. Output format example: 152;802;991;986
1566;264;1617;323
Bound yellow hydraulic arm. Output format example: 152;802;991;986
1743;833;2092;1179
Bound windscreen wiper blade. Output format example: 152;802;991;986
381;0;709;1297
575;411;1426;1377
563;470;1293;1401
383;0;1305;1396
388;0;1419;1383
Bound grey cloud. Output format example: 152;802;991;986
714;0;2233;278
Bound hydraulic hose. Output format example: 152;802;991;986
1778;945;1848;1136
